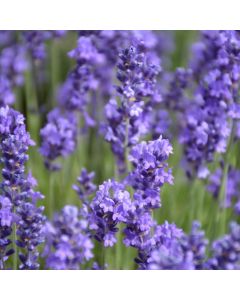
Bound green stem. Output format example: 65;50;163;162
13;215;17;270
216;120;235;236
189;179;198;227
49;174;55;218
115;117;131;269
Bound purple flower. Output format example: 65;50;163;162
180;221;208;269
0;76;15;106
44;205;94;270
181;31;240;178
0;196;12;227
134;221;182;269
207;222;240;270
0;45;28;86
146;221;207;270
0;106;45;269
0;195;14;269
164;67;192;112
128;136;173;199
102;42;161;173
0;31;15;47
59;36;104;127
88;179;132;247
23;31;66;60
208;166;240;214
72;168;96;203
147;239;194;270
17;200;45;270
40;108;77;170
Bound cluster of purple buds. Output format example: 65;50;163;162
208;165;240;214
180;221;208;269
61;36;105;127
164;67;192;112
23;30;66;61
123;137;173;263
147;237;194;270
128;136;173;199
88;179;133;247
0;76;15;107
17;204;45;269
206;222;240;269
102;42;161;173
0;44;28;86
72;168;96;204
39;35;104;170
40;108;77;171
146;221;208;270
135;222;182;269
0;37;28;106
181;31;240;179
0;195;14;268
44;205;94;270
39;31;161;170
0;106;45;269
0;31;15;48
150;109;172;139
146;222;193;270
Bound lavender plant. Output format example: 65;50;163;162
0;30;240;270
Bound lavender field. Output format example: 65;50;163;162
0;30;240;270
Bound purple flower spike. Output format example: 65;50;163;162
88;180;132;247
0;106;45;269
40;108;77;171
207;222;240;270
44;205;94;270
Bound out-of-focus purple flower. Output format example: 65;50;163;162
206;222;240;270
147;238;194;270
0;76;15;106
146;222;193;270
150;109;172;139
180;221;208;269
44;205;94;270
0;196;12;227
0;45;28;86
59;36;104;127
181;31;240;179
39;108;77;171
164;67;192;112
146;221;208;270
72;168;96;203
208;166;240;214
133;221;181;269
0;31;15;47
23;30;66;60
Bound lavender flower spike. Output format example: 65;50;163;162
40;108;77;171
44;205;94;270
0;106;45;269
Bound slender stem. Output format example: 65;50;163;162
115;117;131;269
189;179;197;227
216;120;235;236
49;174;55;218
13;212;17;270
124;117;131;173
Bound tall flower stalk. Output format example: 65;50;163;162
0;106;45;269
